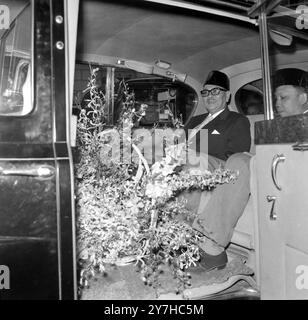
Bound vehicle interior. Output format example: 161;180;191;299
72;1;258;293
71;0;308;299
1;0;308;300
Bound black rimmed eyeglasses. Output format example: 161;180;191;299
200;87;227;97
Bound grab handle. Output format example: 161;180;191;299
271;154;285;191
0;165;55;179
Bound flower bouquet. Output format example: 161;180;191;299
75;66;238;296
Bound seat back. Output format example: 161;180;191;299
230;115;262;250
247;114;264;155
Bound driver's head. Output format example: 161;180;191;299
274;68;308;117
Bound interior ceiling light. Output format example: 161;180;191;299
155;60;171;69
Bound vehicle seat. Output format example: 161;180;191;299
229;116;261;271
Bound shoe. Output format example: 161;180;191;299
198;248;228;271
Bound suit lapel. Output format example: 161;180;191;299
186;113;208;129
186;107;230;131
204;107;230;129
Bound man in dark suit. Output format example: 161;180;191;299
183;70;252;271
186;94;251;161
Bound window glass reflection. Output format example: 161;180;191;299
0;2;32;116
267;2;308;118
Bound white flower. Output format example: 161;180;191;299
151;161;163;176
161;164;176;176
165;143;186;163
145;181;172;199
188;168;211;176
165;155;173;164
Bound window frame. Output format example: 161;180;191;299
235;80;264;116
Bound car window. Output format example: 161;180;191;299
124;78;197;127
73;63;198;127
267;2;308;119
0;2;32;116
235;79;264;115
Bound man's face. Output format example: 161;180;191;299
201;84;230;114
275;85;307;117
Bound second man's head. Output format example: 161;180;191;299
274;68;308;117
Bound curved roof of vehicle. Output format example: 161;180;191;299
76;0;261;83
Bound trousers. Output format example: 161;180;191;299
181;152;251;248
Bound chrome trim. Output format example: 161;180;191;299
55;15;64;24
0;164;55;179
50;5;61;290
248;0;283;17
27;1;36;114
200;0;251;12
56;41;65;50
51;13;61;290
68;148;78;300
271;154;285;190
258;0;274;120
31;0;34;114
55;160;62;300
248;0;268;17
265;0;284;15
183;275;258;300
198;287;260;300
267;195;277;220
51;5;57;144
184;276;260;300
143;0;258;25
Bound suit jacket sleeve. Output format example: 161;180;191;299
225;115;251;159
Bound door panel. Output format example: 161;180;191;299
0;161;58;300
256;144;308;299
0;160;57;238
0;0;76;299
280;150;308;253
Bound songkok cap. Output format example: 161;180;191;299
202;70;230;91
274;68;308;89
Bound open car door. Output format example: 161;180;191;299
252;1;308;299
0;0;77;299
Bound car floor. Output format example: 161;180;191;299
80;255;257;300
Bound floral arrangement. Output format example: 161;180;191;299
75;66;238;297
